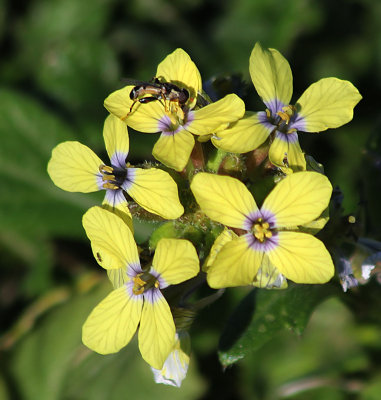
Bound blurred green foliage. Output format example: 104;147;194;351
218;284;336;367
1;0;381;398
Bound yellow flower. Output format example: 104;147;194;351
81;206;199;369
104;48;245;171
191;171;334;288
47;114;183;221
213;42;362;171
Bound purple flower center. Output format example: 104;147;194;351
98;164;128;190
267;104;298;133
244;209;279;252
158;107;194;136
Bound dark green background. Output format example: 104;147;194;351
1;0;381;399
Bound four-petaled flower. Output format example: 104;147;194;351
81;206;199;369
213;42;362;171
104;48;245;171
48;114;183;223
191;171;335;288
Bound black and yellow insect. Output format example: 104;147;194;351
126;78;189;114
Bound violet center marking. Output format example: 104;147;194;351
244;209;279;252
110;150;129;169
158;109;195;137
265;98;286;116
121;168;136;192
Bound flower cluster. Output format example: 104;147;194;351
48;43;361;386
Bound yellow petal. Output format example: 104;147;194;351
190;173;258;229
128;100;169;133
104;85;165;132
101;193;134;233
262;171;332;228
203;228;237;272
82;285;142;354
295;77;362;132
107;268;129;289
207;235;263;288
211;112;272;153
156;48;202;109
152;239;199;285
104;85;134;120
186;94;245;136
152;129;195;172
139;290;176;369
249;42;293;111
252;255;288;289
125;168;184;219
103;114;129;167
82;206;139;270
268;131;306;171
268;231;334;283
47;141;102;192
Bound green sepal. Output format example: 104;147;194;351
305;154;325;173
206;148;228;172
149;220;223;267
295;207;330;236
149;221;203;250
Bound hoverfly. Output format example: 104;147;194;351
124;78;189;115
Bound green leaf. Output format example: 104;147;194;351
7;279;108;400
35;41;119;112
218;284;336;367
0;88;102;293
13;0;119;113
0;374;10;400
0;88;102;232
212;0;323;73
361;374;381;400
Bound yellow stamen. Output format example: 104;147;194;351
165;102;185;127
100;165;113;174
276;105;296;125
102;174;116;181
99;164;124;190
252;219;273;243
277;111;291;124
102;182;118;190
174;104;185;121
132;272;159;295
132;275;147;295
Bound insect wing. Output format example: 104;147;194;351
121;78;161;88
